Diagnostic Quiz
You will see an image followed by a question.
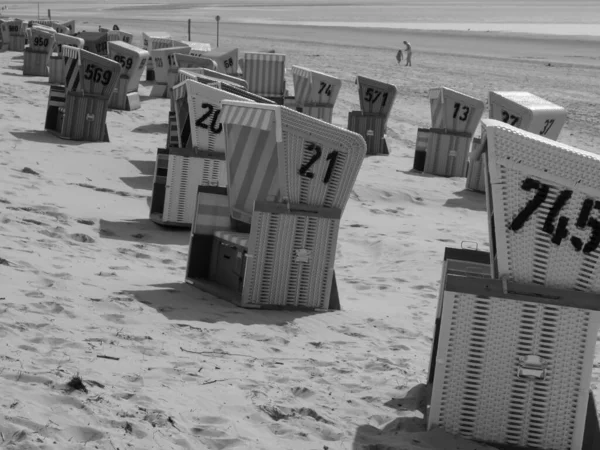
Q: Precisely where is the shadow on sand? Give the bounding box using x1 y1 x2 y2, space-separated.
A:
99 218 189 246
132 123 168 134
120 175 153 191
125 282 319 326
443 189 486 212
128 159 156 176
10 130 84 146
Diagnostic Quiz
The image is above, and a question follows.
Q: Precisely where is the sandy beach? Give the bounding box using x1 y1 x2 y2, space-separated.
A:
1 1 599 449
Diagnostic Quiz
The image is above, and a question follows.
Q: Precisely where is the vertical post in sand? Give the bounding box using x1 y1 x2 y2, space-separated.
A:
188 19 191 41
48 9 51 20
37 2 39 19
215 15 220 47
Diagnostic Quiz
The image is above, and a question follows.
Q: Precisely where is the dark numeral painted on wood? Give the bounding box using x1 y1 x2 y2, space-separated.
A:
298 142 338 184
501 110 519 125
452 102 470 121
364 88 389 107
114 55 133 70
194 103 223 134
540 119 555 136
84 64 113 86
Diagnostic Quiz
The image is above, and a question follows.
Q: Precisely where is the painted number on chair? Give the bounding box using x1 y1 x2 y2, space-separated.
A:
298 142 339 184
84 64 113 86
452 102 470 121
540 119 555 136
96 41 107 53
224 57 234 69
318 82 332 96
195 103 222 134
509 177 600 254
364 88 389 107
501 110 520 126
33 37 49 47
154 57 163 68
114 55 133 70
167 54 176 67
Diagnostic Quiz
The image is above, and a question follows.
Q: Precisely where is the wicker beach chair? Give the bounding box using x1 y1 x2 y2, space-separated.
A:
413 87 484 176
242 51 286 104
23 26 55 76
164 53 218 98
0 20 9 52
48 33 84 84
347 75 397 156
148 43 192 98
185 101 366 310
44 45 121 142
466 92 567 193
7 19 26 51
106 41 149 110
197 48 239 75
291 65 341 123
141 33 172 81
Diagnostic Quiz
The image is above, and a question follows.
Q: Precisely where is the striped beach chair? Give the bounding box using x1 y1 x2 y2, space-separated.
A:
107 41 149 110
141 33 172 81
23 26 55 77
242 52 286 104
7 19 26 51
149 44 191 98
347 75 397 155
291 65 341 123
466 91 567 193
44 45 121 142
198 48 239 75
0 20 9 51
185 101 366 310
149 80 256 227
75 31 109 56
165 53 218 98
414 86 484 177
427 246 600 450
106 29 133 45
48 33 84 84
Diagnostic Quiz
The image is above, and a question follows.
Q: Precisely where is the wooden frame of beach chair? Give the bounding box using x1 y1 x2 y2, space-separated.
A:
427 247 600 450
149 44 192 98
7 19 26 51
44 45 121 142
149 79 254 227
107 41 149 110
347 75 397 156
48 34 84 84
185 101 366 310
466 92 567 193
291 65 342 124
142 33 172 81
414 87 484 176
23 26 55 76
242 51 286 104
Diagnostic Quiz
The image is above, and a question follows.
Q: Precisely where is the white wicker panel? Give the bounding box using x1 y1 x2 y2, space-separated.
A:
429 291 599 450
278 106 366 211
485 119 600 291
242 211 339 309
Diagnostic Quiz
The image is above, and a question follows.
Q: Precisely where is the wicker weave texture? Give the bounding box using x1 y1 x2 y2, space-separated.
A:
242 211 339 309
429 291 598 450
279 106 366 211
485 119 600 291
489 91 567 141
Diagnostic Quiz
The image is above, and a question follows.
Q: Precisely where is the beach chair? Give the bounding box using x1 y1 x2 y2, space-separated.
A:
106 29 133 45
0 20 8 51
347 76 397 155
165 53 218 97
427 246 600 450
178 67 248 89
185 101 366 310
76 31 108 56
197 48 239 75
107 41 149 110
23 26 55 76
141 32 172 81
48 33 84 84
180 41 211 56
149 44 192 98
466 92 567 193
242 52 286 104
7 19 26 51
413 87 484 176
44 45 121 142
60 20 76 35
291 66 341 123
149 80 256 227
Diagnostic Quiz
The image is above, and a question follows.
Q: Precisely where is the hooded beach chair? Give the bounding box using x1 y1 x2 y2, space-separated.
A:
44 45 121 142
413 86 484 176
75 31 109 56
106 29 133 45
23 26 55 76
427 246 600 450
242 51 286 104
0 20 9 51
141 33 172 81
165 53 218 98
347 75 397 155
149 80 256 227
148 43 192 98
185 101 366 310
48 33 84 84
291 65 341 123
107 41 149 110
7 19 26 51
466 91 567 193
197 48 239 75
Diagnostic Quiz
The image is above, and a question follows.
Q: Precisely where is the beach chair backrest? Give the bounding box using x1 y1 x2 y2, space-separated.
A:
62 45 121 97
54 33 83 55
0 22 9 45
106 30 133 44
221 101 281 225
278 106 366 211
356 75 397 120
292 65 342 108
243 52 286 97
174 53 217 71
178 67 248 90
28 27 55 53
429 86 484 135
59 20 76 35
199 48 239 75
483 118 600 292
7 19 23 37
76 31 108 55
488 91 567 141
108 41 149 91
150 45 190 84
181 41 212 55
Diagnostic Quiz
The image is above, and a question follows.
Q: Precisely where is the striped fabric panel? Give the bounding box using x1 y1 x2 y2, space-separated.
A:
213 230 249 248
168 112 179 147
193 190 231 235
172 81 188 102
63 47 81 92
174 89 192 148
291 65 312 106
416 128 430 152
226 123 280 224
221 102 276 132
62 44 80 62
54 34 84 54
48 86 66 107
243 52 285 97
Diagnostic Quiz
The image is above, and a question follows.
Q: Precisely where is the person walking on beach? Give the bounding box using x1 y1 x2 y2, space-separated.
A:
396 49 403 64
403 40 412 66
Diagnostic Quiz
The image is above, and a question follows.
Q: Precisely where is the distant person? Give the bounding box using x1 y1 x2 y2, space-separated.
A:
113 24 119 31
396 49 403 64
403 40 412 66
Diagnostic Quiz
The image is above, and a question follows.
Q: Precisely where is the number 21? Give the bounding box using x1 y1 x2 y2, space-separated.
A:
298 142 338 184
